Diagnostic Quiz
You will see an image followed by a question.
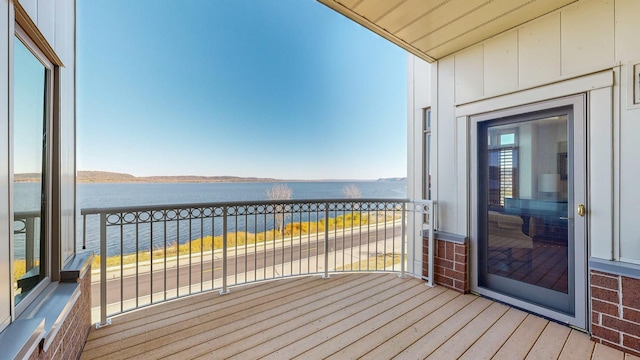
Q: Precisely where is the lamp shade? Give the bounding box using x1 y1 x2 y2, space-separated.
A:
538 173 560 192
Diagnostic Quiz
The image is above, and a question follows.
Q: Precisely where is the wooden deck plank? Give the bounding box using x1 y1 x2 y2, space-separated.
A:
426 301 510 359
458 307 528 360
592 343 626 360
525 321 571 360
311 288 458 360
357 294 478 359
80 274 639 360
82 274 376 360
260 283 446 359
227 277 431 359
127 274 391 359
84 275 320 349
394 297 494 359
491 314 549 360
189 274 413 359
557 329 596 360
279 285 448 359
85 274 319 342
82 275 362 358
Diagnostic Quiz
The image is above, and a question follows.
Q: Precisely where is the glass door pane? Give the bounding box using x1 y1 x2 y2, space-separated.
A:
478 107 574 315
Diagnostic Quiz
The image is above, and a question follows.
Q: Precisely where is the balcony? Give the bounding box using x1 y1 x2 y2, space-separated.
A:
77 199 631 359
80 273 625 359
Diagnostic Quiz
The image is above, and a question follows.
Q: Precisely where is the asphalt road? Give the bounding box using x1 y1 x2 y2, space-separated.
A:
91 223 403 307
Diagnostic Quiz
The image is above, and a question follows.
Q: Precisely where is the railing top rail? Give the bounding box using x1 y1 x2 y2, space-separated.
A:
14 210 41 219
80 197 411 215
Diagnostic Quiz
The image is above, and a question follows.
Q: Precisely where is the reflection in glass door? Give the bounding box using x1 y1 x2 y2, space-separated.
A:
477 103 580 317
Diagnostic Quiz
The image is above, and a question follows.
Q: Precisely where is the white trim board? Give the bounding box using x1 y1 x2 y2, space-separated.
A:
455 70 614 117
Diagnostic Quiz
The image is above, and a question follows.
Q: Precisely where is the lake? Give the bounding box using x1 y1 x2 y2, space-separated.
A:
14 181 407 256
76 181 407 209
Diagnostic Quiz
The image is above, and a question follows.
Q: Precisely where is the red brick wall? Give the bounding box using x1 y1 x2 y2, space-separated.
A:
591 270 640 356
423 237 469 293
28 270 92 360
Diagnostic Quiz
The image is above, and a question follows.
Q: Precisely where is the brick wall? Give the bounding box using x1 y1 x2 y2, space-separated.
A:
423 237 469 293
590 270 640 356
27 269 92 360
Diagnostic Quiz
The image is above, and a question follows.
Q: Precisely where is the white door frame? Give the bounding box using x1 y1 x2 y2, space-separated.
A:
469 94 587 328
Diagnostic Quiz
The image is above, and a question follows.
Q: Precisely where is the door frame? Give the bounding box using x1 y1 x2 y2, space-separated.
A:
469 94 588 329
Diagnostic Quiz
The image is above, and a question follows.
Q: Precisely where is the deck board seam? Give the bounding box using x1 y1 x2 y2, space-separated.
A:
85 275 318 341
249 279 430 359
280 285 440 356
182 275 411 359
84 277 336 350
459 305 526 359
522 319 551 359
386 296 486 359
123 274 395 359
426 301 511 359
85 278 368 333
80 275 622 360
356 291 469 359
292 286 452 360
84 275 375 356
412 297 495 359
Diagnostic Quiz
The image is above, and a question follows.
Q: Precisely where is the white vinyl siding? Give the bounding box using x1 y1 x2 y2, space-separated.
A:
418 0 640 263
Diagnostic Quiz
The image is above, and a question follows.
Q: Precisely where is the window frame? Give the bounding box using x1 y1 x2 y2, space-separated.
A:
11 24 55 318
422 108 431 201
487 127 519 207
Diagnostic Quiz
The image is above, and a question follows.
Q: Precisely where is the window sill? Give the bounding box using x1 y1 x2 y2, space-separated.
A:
0 251 93 358
20 282 80 351
590 257 640 279
421 230 468 244
0 318 45 360
61 250 94 282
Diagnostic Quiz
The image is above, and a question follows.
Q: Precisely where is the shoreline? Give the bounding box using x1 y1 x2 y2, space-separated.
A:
15 171 407 184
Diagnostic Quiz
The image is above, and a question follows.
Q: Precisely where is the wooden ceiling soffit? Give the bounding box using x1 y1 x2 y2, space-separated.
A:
317 0 437 63
318 0 577 63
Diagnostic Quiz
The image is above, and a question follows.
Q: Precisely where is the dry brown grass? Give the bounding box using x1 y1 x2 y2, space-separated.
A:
92 211 402 270
335 253 403 271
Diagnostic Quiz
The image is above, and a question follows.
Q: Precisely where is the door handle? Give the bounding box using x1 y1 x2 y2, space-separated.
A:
577 204 586 217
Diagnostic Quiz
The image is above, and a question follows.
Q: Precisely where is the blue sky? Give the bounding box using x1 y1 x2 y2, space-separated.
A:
77 0 407 180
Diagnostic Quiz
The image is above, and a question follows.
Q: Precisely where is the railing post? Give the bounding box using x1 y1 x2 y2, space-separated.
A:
220 206 230 294
97 212 111 328
400 202 406 278
322 204 330 279
427 202 435 287
82 214 87 250
25 217 34 270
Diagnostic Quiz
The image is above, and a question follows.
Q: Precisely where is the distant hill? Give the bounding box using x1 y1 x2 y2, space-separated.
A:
14 171 407 184
79 171 137 183
376 177 407 182
74 171 279 184
14 173 43 182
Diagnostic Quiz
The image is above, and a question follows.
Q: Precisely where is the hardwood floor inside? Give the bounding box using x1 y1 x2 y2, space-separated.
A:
81 273 637 360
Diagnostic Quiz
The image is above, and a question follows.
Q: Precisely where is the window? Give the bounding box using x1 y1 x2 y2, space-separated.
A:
13 30 53 309
487 128 518 207
422 108 431 200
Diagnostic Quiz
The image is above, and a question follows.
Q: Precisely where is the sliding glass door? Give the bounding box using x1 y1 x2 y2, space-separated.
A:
474 95 586 328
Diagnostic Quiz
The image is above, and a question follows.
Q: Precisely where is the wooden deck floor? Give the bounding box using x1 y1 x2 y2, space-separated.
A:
81 273 638 360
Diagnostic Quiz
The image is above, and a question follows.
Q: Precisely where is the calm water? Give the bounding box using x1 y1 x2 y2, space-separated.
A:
72 181 406 255
76 181 407 209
